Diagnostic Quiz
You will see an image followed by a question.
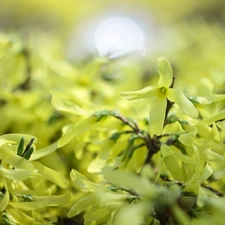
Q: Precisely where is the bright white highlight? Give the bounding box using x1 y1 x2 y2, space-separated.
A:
94 17 145 58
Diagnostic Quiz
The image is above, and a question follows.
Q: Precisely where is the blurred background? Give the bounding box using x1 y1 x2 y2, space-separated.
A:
1 0 225 61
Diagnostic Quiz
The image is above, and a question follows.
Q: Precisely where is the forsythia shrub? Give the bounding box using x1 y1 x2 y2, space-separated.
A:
0 31 225 225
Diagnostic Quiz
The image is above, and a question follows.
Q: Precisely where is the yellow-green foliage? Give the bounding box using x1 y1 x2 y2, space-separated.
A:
0 24 225 225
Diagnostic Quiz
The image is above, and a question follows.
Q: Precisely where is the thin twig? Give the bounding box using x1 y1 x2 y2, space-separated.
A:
14 35 32 91
114 114 140 133
164 77 175 126
160 175 223 197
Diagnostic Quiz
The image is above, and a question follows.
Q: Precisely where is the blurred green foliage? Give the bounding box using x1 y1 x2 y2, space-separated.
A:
0 1 225 225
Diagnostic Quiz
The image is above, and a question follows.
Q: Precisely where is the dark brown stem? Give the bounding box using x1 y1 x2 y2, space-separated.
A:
164 77 175 126
160 175 223 197
114 114 141 133
201 184 224 197
14 35 32 91
20 47 32 91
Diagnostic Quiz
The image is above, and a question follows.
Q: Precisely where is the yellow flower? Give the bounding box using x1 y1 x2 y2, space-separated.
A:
121 57 198 135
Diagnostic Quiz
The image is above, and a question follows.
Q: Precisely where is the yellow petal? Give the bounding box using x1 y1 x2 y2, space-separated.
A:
8 201 47 210
216 121 225 132
32 192 71 206
0 134 37 147
161 145 182 180
178 131 197 146
70 169 98 191
114 202 150 225
0 146 34 171
6 208 36 225
104 169 153 198
1 167 40 180
204 148 224 162
167 89 198 118
67 192 98 218
157 57 173 87
121 86 158 101
51 95 89 116
32 161 69 189
199 163 213 184
31 141 58 160
198 109 225 125
0 189 9 211
149 96 167 136
58 117 96 147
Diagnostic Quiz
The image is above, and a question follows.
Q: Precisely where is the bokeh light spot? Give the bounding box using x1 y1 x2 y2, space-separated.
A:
94 17 145 58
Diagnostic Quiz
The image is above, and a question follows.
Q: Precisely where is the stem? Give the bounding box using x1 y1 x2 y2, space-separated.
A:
113 112 162 163
14 35 32 91
164 77 175 125
114 113 141 133
160 175 223 197
20 47 32 91
201 184 224 197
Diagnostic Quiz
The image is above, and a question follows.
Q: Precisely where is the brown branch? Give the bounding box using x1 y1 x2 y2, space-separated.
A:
164 77 175 126
160 175 223 197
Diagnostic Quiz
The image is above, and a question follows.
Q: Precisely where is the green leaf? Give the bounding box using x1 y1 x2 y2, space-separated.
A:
157 57 173 88
22 146 34 160
166 115 178 124
110 132 122 141
17 137 25 156
18 194 33 202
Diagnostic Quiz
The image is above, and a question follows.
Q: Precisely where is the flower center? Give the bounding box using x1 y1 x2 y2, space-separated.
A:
161 87 166 93
159 87 167 97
